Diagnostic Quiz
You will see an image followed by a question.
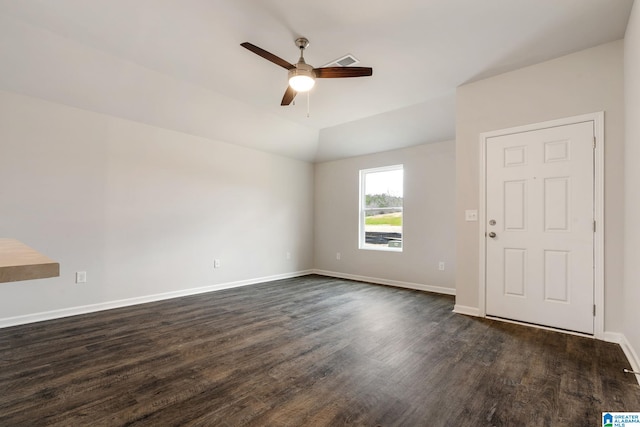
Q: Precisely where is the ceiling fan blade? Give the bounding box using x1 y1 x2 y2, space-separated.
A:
313 67 373 78
281 86 297 106
241 42 295 70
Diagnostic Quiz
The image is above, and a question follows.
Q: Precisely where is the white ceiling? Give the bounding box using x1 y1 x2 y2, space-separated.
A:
0 0 634 162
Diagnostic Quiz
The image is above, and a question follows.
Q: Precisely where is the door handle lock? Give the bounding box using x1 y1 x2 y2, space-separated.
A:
488 232 497 238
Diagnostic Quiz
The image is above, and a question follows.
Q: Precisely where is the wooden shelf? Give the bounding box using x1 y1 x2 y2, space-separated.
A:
0 238 60 283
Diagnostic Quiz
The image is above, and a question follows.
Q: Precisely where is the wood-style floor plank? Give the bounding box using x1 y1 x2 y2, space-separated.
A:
0 275 638 426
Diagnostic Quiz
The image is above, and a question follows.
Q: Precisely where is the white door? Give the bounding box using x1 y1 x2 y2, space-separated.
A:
485 121 595 334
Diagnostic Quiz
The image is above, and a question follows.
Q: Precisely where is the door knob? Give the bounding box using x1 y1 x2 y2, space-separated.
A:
488 232 497 238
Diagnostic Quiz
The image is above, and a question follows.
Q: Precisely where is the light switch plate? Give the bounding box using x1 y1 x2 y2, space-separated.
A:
465 210 478 221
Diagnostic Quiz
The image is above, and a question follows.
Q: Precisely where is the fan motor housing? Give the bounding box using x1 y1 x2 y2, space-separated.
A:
288 62 315 79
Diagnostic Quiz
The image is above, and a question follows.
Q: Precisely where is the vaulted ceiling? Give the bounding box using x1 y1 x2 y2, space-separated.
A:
0 0 634 162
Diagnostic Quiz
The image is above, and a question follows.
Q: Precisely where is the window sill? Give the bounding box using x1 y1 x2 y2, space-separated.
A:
359 245 403 253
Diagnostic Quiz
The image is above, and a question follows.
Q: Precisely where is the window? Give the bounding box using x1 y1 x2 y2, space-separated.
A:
359 165 403 251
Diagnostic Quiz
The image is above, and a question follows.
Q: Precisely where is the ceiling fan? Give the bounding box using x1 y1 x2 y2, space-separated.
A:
241 38 373 106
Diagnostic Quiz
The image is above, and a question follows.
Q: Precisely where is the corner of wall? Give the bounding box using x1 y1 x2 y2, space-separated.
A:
603 332 640 385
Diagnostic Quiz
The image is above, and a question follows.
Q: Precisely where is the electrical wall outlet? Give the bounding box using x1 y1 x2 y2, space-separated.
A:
76 271 87 283
214 259 221 268
438 262 445 271
336 252 341 260
286 252 291 260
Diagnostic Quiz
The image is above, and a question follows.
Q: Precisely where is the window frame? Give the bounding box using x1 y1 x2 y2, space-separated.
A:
358 164 404 252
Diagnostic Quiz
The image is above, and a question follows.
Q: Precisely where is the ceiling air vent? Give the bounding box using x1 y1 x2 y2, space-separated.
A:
322 54 360 68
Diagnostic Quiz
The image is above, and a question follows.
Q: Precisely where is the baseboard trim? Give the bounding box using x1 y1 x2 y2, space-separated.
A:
0 270 314 329
312 269 456 296
452 304 481 317
602 331 624 344
603 332 640 386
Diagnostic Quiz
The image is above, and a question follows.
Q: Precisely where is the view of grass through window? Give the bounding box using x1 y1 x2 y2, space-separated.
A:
360 165 403 250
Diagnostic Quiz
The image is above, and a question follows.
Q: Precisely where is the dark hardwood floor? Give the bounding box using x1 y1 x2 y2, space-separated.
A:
0 275 638 426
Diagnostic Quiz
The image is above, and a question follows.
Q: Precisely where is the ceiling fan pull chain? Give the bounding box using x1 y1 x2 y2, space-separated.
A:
307 91 310 118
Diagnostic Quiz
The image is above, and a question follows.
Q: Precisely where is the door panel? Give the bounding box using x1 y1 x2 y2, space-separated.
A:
485 121 594 334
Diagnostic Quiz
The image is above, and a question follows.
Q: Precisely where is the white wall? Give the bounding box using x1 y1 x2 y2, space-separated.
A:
314 140 456 293
0 90 314 325
624 1 640 373
455 41 625 332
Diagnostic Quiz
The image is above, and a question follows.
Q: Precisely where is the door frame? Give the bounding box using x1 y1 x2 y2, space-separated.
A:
478 112 604 338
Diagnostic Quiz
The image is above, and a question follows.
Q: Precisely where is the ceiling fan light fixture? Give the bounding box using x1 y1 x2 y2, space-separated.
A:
289 74 315 92
288 64 315 92
240 38 373 105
